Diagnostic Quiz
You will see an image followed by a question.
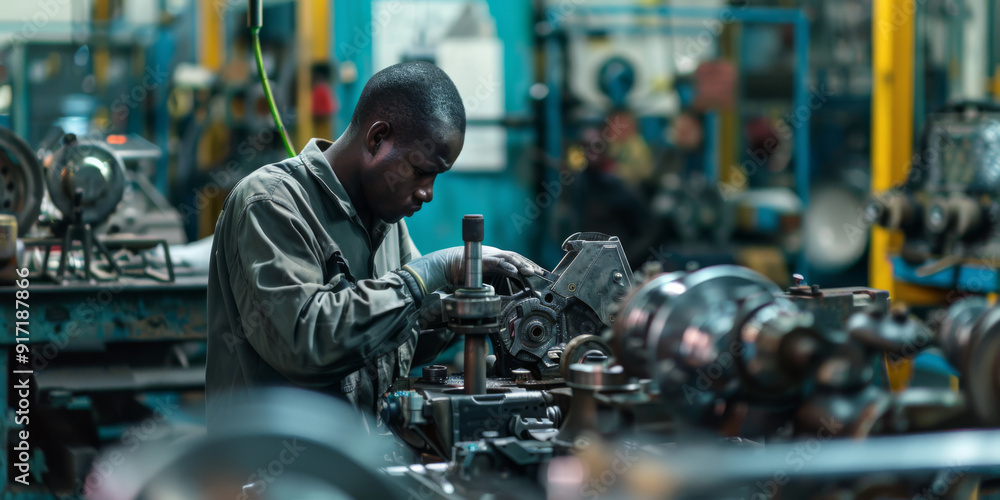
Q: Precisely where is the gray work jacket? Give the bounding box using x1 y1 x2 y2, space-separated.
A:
205 138 428 428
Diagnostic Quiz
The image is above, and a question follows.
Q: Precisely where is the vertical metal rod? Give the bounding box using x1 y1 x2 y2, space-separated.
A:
465 336 487 395
462 214 487 394
465 241 482 289
462 215 484 289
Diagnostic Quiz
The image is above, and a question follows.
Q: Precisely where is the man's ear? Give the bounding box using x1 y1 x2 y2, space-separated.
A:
366 121 391 156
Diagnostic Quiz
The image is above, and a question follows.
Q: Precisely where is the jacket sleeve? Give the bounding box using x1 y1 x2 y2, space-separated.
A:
230 199 423 386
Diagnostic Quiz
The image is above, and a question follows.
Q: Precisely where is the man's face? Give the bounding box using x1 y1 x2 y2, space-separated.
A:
362 123 464 223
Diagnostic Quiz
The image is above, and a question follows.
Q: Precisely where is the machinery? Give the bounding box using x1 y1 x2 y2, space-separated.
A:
0 126 44 238
73 213 1000 500
375 242 1000 499
382 216 633 460
0 126 207 497
376 216 996 499
873 101 1000 291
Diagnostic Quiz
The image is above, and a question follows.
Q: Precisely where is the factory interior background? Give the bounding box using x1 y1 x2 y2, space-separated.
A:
3 0 1000 498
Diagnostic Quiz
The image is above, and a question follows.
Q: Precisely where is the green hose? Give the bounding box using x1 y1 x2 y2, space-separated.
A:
252 26 295 157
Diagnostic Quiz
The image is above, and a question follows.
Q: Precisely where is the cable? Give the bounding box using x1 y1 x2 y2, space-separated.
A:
251 27 295 157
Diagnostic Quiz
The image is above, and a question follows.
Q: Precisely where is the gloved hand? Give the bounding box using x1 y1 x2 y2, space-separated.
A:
402 246 540 298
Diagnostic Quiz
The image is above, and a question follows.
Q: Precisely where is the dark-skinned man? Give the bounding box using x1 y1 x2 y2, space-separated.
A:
205 61 539 428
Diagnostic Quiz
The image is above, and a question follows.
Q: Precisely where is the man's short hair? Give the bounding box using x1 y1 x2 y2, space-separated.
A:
349 61 466 141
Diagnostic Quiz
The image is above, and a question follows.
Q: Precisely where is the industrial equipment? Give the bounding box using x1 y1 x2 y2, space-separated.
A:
375 259 998 499
0 127 208 496
79 211 1000 499
380 217 997 498
873 101 1000 292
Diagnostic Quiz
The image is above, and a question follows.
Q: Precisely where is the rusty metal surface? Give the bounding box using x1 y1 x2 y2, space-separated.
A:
0 274 208 344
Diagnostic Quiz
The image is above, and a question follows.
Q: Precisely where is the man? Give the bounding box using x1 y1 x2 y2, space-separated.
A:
205 61 537 426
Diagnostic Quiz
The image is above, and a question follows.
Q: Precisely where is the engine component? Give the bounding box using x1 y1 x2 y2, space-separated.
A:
781 280 890 334
872 102 1000 269
46 134 126 226
490 232 632 378
559 334 612 380
0 126 44 236
384 386 558 451
422 364 449 384
613 266 820 415
381 258 999 500
937 297 1000 425
442 215 501 395
557 363 638 444
611 265 911 434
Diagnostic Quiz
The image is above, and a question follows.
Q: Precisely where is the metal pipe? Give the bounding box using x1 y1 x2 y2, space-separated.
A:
464 336 487 395
464 241 482 289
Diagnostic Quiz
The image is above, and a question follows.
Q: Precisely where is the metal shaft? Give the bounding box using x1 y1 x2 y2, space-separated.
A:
464 336 487 395
464 241 482 289
462 215 487 394
462 215 484 289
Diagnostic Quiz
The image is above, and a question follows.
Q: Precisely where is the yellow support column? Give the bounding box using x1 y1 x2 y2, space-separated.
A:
870 0 914 297
872 0 915 391
296 0 332 148
199 0 224 71
311 0 333 140
197 0 225 239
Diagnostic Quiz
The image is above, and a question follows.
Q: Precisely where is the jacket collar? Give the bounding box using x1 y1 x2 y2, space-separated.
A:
299 138 392 245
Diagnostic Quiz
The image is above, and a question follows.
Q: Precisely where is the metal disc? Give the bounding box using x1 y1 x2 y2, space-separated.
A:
0 126 43 235
46 138 126 225
803 185 868 273
614 265 782 392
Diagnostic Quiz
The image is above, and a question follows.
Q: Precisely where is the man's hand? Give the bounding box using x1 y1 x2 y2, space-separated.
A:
402 246 540 297
472 246 540 282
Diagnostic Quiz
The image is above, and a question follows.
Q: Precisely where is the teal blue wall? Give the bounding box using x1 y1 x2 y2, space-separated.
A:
333 0 539 259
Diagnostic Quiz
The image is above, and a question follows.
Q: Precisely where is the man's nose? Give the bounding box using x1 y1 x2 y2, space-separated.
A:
414 181 434 203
